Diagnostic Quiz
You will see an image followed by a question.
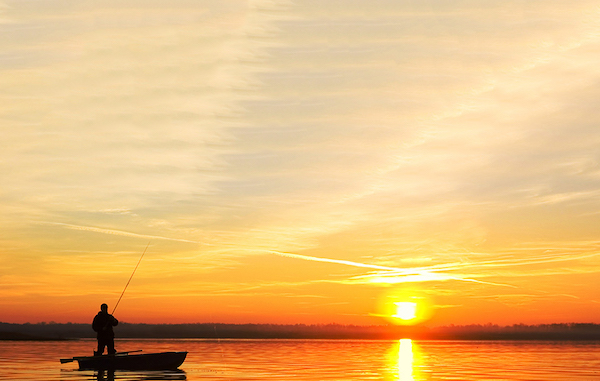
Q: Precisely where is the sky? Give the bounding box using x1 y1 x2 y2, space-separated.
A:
2 0 600 326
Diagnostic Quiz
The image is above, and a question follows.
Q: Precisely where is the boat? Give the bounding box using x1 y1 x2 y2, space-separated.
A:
61 351 187 370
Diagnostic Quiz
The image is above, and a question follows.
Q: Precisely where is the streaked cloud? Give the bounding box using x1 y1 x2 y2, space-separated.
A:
43 221 202 244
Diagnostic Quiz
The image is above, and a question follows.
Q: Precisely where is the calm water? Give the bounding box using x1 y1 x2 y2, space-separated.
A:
0 339 599 380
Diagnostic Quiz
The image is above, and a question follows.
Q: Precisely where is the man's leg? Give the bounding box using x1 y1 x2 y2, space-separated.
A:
96 337 107 356
107 337 116 355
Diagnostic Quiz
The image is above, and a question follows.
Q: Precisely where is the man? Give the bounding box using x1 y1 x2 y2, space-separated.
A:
92 303 119 356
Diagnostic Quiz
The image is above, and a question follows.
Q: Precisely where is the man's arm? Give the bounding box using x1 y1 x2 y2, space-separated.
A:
92 316 100 332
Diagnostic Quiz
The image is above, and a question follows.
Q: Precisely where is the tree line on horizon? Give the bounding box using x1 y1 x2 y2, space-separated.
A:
1 322 600 341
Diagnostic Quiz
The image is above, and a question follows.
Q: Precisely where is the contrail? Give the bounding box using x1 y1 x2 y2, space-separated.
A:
272 251 517 287
42 222 201 244
271 251 405 272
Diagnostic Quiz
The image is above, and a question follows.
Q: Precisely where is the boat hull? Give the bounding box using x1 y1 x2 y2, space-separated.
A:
76 351 187 370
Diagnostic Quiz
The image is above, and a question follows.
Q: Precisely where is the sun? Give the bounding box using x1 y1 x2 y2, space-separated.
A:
377 291 432 325
393 302 417 321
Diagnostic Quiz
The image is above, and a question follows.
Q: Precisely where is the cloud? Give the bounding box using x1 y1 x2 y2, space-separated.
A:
42 222 201 244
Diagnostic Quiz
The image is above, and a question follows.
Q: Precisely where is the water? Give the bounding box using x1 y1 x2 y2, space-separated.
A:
1 339 599 380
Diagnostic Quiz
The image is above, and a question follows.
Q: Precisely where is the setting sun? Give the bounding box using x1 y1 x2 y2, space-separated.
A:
393 302 417 321
377 292 432 326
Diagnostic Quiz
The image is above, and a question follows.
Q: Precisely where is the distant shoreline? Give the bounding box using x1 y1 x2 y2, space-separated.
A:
0 331 68 341
2 322 600 341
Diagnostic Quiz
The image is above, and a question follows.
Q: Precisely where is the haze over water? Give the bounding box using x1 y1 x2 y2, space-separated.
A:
2 339 600 380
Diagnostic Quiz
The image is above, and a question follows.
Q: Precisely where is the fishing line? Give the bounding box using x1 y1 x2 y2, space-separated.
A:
112 241 151 315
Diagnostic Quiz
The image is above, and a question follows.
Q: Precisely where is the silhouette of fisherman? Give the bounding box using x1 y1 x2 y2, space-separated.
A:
92 303 119 356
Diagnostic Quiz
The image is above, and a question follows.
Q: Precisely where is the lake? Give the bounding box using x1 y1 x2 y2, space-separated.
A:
1 339 599 380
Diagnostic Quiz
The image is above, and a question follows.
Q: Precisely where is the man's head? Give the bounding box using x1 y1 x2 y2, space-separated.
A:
101 303 108 313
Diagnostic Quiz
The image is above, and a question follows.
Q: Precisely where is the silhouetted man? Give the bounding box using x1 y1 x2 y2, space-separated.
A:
92 303 118 356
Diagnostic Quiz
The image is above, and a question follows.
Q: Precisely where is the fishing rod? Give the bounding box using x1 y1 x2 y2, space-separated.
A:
112 241 151 315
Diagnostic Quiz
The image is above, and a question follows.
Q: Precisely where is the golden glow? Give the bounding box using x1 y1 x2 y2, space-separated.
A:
377 291 433 326
393 302 417 320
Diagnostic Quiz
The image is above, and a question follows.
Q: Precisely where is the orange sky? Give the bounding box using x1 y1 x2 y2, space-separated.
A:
2 0 600 326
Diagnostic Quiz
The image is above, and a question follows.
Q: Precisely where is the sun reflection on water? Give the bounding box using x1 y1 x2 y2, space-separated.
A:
397 339 416 381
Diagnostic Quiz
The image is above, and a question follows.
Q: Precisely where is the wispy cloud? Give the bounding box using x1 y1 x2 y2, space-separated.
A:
271 251 402 272
272 250 518 287
42 222 202 244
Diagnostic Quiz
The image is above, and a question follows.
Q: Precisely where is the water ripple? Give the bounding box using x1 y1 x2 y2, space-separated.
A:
0 339 599 380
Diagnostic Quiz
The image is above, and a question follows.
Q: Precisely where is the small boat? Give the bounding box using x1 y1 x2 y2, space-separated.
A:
61 351 187 370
